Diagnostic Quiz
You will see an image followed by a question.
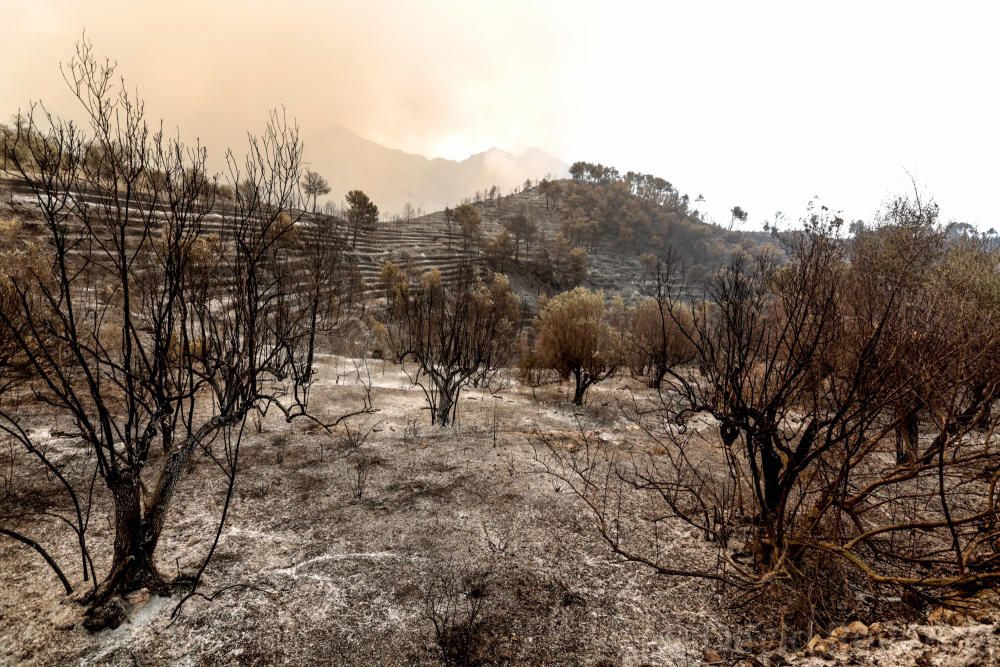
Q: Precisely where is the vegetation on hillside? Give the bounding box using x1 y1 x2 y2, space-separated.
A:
443 162 782 294
555 161 778 279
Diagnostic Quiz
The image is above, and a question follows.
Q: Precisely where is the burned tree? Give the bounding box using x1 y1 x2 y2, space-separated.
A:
628 254 695 389
0 40 363 621
380 263 520 426
848 196 945 464
680 229 876 571
539 207 1000 641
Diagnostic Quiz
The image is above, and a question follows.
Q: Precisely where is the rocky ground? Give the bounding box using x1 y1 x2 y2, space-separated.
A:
790 601 1000 666
1 357 998 666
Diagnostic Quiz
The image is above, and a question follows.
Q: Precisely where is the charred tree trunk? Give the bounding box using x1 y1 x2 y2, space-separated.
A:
437 379 463 427
435 393 453 426
94 475 163 605
753 434 785 572
895 409 920 465
648 363 667 390
572 370 590 406
94 421 223 609
430 376 459 427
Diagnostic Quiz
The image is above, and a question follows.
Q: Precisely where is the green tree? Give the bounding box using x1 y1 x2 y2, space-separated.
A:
453 203 481 253
346 189 379 248
502 207 537 261
534 288 621 405
301 169 331 214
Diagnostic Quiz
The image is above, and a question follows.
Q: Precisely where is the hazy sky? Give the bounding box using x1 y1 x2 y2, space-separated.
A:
3 1 998 228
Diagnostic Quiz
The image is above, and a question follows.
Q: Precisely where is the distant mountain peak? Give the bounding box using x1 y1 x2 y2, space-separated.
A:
480 146 513 156
303 127 568 214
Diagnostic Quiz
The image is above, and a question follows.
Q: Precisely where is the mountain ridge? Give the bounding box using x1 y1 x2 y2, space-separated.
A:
303 126 568 215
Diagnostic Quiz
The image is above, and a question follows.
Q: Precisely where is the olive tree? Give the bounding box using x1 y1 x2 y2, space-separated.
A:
0 40 366 624
380 263 521 426
533 287 622 405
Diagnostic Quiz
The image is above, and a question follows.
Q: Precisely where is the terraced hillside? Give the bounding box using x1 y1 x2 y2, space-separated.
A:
0 175 775 308
369 183 780 305
0 174 475 301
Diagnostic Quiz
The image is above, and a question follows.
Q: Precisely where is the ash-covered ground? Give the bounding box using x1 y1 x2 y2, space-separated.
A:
2 357 998 666
2 357 732 665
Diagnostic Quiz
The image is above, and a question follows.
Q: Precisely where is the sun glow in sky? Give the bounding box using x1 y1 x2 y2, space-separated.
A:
3 0 998 229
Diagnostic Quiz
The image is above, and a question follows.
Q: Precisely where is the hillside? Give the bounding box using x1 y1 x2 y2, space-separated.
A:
363 178 781 305
0 173 776 309
303 127 568 215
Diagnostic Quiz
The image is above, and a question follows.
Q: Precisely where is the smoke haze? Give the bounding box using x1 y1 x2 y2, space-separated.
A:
3 1 998 226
